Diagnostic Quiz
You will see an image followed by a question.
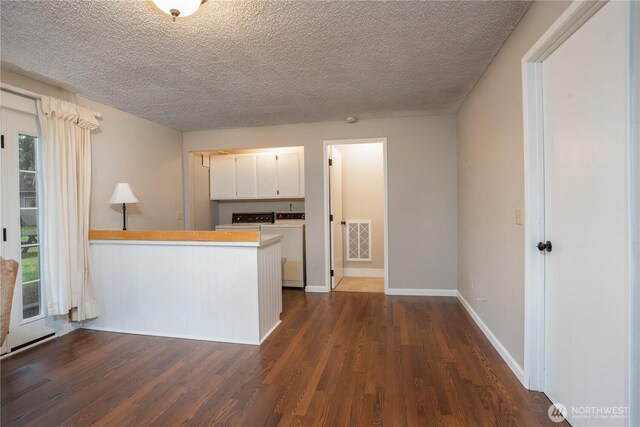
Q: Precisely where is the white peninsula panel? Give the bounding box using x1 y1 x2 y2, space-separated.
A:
86 234 282 345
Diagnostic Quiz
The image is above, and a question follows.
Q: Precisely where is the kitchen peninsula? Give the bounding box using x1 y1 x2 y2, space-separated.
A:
86 230 282 345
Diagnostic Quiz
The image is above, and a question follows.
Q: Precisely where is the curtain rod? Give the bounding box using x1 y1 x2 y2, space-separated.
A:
0 83 102 119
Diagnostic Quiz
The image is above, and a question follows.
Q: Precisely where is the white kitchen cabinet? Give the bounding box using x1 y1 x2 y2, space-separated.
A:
210 155 236 200
277 153 300 197
235 155 257 198
256 154 279 198
210 151 305 200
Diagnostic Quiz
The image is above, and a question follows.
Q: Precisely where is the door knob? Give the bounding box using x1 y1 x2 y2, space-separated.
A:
537 241 552 252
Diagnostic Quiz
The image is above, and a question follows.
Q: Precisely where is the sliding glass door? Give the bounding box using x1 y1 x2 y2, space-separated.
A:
1 93 55 354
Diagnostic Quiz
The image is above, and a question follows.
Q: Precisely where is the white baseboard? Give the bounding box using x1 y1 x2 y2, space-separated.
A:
386 288 457 296
304 285 329 293
0 334 57 359
344 268 384 278
259 320 282 344
1 316 80 359
456 291 526 386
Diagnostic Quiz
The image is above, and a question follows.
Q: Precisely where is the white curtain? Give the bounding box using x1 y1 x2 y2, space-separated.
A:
37 96 100 321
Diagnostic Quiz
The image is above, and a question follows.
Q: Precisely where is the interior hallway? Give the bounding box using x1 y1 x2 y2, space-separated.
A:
334 277 385 293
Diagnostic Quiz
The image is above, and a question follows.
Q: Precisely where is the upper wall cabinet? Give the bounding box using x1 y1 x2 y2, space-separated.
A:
235 155 257 198
276 153 300 198
210 151 304 200
210 155 236 200
256 154 278 198
256 153 303 198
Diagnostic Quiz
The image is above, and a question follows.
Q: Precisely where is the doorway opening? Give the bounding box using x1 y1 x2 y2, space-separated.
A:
522 1 638 424
1 89 56 355
323 138 388 293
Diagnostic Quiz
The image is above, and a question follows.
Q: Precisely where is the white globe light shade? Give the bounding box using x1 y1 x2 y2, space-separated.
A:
152 0 202 18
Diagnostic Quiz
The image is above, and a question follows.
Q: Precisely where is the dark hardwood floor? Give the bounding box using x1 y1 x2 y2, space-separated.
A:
1 290 560 426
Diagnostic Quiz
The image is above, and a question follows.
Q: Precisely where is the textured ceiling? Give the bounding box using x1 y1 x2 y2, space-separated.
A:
1 1 531 131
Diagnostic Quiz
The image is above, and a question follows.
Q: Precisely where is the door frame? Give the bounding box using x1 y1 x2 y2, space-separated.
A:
328 146 344 289
0 91 57 353
522 1 639 423
322 137 389 293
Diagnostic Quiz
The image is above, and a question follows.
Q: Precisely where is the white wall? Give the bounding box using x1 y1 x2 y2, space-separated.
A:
1 69 184 231
1 69 77 103
456 1 570 368
183 114 457 292
335 143 385 270
191 153 217 229
79 96 183 230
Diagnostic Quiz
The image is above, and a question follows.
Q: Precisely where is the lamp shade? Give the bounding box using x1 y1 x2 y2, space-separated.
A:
109 183 139 204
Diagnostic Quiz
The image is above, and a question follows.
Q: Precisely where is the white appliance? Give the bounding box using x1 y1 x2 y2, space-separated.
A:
216 212 306 288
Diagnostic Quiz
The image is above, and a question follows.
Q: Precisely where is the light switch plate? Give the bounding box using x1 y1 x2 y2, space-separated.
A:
177 211 184 221
515 207 524 225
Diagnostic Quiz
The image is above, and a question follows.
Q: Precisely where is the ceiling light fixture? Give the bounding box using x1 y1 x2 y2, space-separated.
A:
151 0 207 21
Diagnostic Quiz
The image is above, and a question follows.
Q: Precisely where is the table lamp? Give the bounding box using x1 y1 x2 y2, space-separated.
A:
110 183 139 230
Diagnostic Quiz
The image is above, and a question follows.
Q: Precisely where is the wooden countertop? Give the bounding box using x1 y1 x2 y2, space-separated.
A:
88 229 260 243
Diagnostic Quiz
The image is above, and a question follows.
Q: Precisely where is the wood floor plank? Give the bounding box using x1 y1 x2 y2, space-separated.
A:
2 290 565 426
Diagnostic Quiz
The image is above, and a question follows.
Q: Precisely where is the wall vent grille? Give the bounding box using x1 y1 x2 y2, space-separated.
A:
346 220 372 262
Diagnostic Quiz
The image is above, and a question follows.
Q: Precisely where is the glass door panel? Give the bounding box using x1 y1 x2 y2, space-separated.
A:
18 134 42 320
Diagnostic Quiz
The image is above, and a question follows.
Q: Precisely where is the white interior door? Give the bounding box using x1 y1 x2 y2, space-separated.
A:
542 2 629 425
329 147 344 289
1 96 55 353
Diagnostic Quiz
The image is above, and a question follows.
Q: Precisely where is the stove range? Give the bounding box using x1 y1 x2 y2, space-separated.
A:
231 212 275 224
230 211 305 224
